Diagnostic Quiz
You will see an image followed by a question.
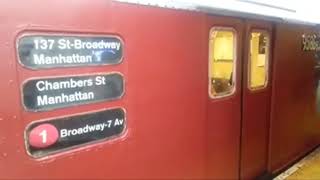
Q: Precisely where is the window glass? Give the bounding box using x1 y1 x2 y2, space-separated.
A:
249 31 269 89
209 28 236 98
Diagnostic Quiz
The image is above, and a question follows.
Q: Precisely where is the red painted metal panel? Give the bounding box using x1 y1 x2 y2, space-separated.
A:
240 20 273 179
0 1 208 179
2 1 319 179
268 24 320 173
206 16 244 179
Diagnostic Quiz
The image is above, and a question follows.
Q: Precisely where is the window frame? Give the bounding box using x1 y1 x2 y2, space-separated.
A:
208 27 237 99
247 29 270 91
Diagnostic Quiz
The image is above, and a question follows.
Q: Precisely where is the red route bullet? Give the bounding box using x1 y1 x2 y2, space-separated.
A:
28 123 59 148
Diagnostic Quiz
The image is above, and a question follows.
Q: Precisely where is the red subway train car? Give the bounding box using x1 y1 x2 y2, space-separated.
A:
1 0 320 179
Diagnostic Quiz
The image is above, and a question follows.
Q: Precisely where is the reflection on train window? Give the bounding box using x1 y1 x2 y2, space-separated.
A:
209 28 236 98
249 31 269 89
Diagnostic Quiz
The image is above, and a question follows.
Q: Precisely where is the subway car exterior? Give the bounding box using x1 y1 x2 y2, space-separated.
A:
1 0 320 179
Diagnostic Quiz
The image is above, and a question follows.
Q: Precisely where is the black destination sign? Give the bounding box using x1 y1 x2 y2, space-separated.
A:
18 34 123 69
25 108 126 158
22 73 124 111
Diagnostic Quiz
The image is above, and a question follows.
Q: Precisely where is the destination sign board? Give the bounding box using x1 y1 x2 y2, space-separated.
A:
18 34 123 69
25 108 126 158
22 73 124 111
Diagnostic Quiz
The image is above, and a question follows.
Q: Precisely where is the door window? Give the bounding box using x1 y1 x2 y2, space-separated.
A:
248 30 270 90
209 28 236 98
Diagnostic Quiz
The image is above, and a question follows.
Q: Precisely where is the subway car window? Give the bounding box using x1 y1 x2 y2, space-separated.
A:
248 31 269 89
209 28 236 98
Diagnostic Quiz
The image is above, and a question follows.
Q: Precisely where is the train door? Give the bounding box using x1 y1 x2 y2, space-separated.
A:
207 16 244 179
240 20 273 179
207 16 272 179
